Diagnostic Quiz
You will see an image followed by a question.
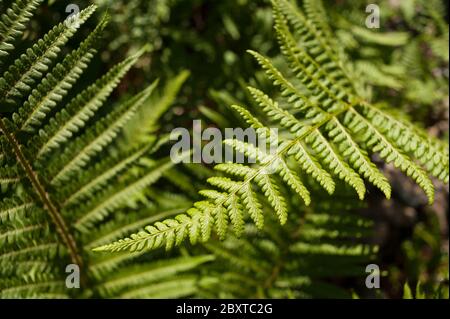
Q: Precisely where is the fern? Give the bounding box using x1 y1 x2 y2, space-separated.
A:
0 1 205 298
198 204 377 299
0 0 42 60
96 0 449 254
332 0 449 112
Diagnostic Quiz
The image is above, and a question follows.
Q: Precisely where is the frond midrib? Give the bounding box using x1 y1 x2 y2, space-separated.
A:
0 118 84 274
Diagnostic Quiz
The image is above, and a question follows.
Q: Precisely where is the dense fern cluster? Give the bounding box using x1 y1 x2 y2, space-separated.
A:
0 0 448 299
0 1 209 298
96 0 448 254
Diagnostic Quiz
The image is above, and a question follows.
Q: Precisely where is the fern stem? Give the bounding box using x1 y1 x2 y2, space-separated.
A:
0 118 85 279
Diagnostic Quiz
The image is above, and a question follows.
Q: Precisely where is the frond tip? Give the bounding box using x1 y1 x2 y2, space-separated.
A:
0 0 43 59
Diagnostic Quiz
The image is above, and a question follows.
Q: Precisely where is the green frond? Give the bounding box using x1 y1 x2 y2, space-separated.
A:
223 193 245 236
193 200 227 241
73 158 177 231
343 106 436 202
273 17 350 109
118 276 210 299
0 5 96 108
324 119 391 198
239 183 264 230
0 221 47 246
1 0 196 299
0 272 66 298
1 0 447 300
0 165 22 186
35 48 146 159
95 255 214 297
246 50 312 111
206 176 242 193
88 251 146 279
204 240 270 275
302 0 335 48
122 70 189 141
0 242 61 268
289 242 372 257
230 104 265 130
287 142 335 194
200 207 376 298
360 105 449 183
306 130 366 200
255 174 288 224
0 197 35 223
13 15 109 133
248 86 306 134
214 162 254 178
85 206 188 250
278 159 311 206
355 61 403 90
274 0 357 97
0 260 54 278
93 210 205 252
48 83 155 185
0 0 43 60
350 26 410 47
60 144 150 207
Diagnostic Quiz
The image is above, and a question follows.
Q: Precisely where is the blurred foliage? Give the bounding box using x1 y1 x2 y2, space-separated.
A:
198 189 378 299
21 0 446 135
329 0 449 131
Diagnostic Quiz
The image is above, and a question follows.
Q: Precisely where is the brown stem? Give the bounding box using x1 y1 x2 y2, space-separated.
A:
263 264 281 290
0 118 85 283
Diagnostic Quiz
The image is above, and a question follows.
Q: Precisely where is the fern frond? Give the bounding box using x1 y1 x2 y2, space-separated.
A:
48 81 155 185
93 211 203 252
118 276 208 299
275 0 358 97
95 255 214 297
0 165 22 186
128 70 189 136
1 0 200 299
98 0 448 254
73 158 177 231
85 206 188 250
287 142 335 194
35 48 147 159
199 206 377 298
13 15 109 133
0 0 43 60
0 270 66 298
0 197 35 223
355 61 403 90
0 5 96 108
0 221 48 247
351 26 410 47
277 159 311 205
0 242 61 268
60 144 151 207
0 260 54 278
